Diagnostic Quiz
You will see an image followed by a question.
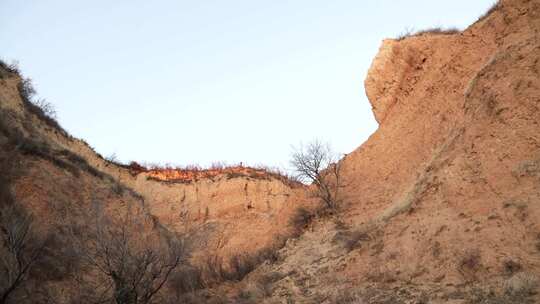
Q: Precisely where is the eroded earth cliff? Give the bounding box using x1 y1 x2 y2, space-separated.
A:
1 0 540 303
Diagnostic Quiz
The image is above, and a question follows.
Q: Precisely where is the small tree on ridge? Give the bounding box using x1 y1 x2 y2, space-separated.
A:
290 140 344 210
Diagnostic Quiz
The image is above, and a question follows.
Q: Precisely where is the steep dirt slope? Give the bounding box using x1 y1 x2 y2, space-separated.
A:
0 78 171 301
2 0 539 303
228 1 540 303
0 58 308 296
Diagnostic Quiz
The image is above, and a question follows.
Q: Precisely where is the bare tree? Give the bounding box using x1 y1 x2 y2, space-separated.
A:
0 204 49 304
0 150 51 304
290 140 344 209
73 204 184 304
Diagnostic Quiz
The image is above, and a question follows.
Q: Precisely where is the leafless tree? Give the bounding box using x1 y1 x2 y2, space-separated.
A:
0 149 51 304
73 204 184 304
290 140 344 209
0 204 49 304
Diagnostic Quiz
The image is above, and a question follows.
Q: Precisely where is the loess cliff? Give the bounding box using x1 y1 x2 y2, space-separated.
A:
1 0 540 303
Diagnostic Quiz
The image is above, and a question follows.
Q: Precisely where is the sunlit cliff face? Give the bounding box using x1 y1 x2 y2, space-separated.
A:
125 162 302 186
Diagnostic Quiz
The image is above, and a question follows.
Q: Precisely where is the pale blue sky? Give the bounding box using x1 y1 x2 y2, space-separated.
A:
0 1 496 169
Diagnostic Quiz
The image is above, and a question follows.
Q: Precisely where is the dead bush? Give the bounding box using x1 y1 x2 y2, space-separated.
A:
458 249 482 281
256 271 284 297
173 290 229 304
0 60 20 78
202 246 282 285
476 1 501 23
226 253 258 281
502 259 522 277
168 265 205 299
29 234 80 282
289 207 314 237
57 149 104 178
504 272 538 298
0 203 52 304
71 205 185 304
331 289 364 304
235 281 270 303
17 77 65 135
335 229 372 252
395 27 460 41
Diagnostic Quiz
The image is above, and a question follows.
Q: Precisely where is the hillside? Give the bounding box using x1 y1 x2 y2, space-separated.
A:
235 0 540 303
0 61 308 302
1 0 540 303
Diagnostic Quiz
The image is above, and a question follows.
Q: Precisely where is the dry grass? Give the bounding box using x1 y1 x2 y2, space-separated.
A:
0 59 20 78
336 229 372 252
289 207 314 237
17 74 66 135
504 272 538 298
168 265 205 297
395 27 460 41
475 1 501 24
201 247 281 285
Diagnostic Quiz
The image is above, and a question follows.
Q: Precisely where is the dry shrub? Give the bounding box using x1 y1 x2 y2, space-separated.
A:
502 259 522 277
458 249 482 281
168 265 205 298
0 202 53 304
201 245 282 286
256 271 284 297
17 77 66 135
0 59 20 78
174 290 228 304
334 229 372 252
227 253 259 281
504 272 538 297
475 1 501 24
29 234 79 282
289 207 314 237
13 137 108 180
16 139 80 176
395 27 460 41
235 281 270 303
331 289 365 304
57 149 104 178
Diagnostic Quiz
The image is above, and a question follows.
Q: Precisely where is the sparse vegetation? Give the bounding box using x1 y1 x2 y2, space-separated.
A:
289 207 314 237
0 155 54 304
71 205 185 304
502 259 522 277
395 27 460 41
0 204 52 304
168 265 205 300
331 289 364 304
290 139 344 210
475 1 501 24
458 249 482 281
336 229 372 252
0 60 20 78
504 272 538 298
16 72 65 134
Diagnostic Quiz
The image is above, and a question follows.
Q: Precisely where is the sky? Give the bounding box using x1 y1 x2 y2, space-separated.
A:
0 0 497 170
